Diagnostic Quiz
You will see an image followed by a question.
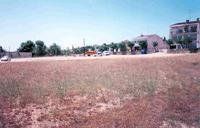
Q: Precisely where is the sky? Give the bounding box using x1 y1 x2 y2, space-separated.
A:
0 0 200 51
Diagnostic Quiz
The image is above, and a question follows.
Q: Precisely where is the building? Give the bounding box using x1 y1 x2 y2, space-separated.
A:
170 18 200 48
133 34 169 53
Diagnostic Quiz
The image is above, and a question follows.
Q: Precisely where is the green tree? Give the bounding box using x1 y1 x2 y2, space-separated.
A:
139 40 148 54
127 41 135 52
163 37 166 41
85 45 95 51
183 36 192 48
35 40 47 56
175 36 193 49
64 47 71 56
118 41 127 54
72 47 82 54
139 40 147 49
109 42 118 53
152 41 158 52
18 40 35 52
48 43 61 56
0 46 5 53
166 39 173 46
98 43 109 52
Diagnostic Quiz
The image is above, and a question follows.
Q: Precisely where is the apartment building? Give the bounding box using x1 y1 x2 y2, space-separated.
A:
170 18 200 48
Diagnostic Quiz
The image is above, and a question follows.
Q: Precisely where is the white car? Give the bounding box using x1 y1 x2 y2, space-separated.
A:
1 56 11 61
102 51 110 56
97 52 102 56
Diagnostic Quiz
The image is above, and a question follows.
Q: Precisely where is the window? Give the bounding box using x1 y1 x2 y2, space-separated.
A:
184 26 189 33
190 26 197 32
177 29 183 34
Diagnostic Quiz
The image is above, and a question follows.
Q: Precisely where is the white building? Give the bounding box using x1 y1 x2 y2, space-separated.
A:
170 18 200 48
133 34 169 52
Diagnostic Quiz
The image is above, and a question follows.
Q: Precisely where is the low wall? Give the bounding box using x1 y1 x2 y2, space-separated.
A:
167 49 190 54
0 52 32 58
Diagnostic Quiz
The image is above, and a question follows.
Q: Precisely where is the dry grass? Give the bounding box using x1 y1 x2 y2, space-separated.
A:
0 53 200 128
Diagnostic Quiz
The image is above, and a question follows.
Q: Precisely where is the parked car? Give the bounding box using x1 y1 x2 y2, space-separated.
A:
102 51 110 56
1 56 11 61
97 52 102 56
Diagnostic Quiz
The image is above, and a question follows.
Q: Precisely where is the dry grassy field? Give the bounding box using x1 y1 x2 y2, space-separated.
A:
0 53 200 128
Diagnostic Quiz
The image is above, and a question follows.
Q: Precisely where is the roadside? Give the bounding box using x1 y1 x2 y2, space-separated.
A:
3 53 194 63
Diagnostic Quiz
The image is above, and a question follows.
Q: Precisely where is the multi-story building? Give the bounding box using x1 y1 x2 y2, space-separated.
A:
170 18 200 48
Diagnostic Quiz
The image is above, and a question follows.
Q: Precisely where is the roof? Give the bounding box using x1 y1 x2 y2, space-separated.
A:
171 20 200 27
134 34 159 41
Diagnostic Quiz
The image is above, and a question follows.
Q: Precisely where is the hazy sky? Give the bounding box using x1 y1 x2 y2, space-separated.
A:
0 0 200 51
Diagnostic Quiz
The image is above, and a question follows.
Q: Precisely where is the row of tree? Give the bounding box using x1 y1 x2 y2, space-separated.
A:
17 40 63 56
0 40 157 56
0 36 195 57
71 41 135 55
164 36 194 49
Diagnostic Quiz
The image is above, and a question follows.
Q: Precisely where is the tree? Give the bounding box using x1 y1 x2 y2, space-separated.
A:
166 39 173 46
85 45 95 51
118 41 127 54
18 40 35 52
0 46 5 53
152 41 158 52
175 36 192 49
72 47 82 54
139 40 148 54
182 36 192 48
64 47 71 56
35 40 47 56
163 37 166 41
175 36 185 48
127 41 135 53
109 42 118 53
98 43 109 52
48 43 61 56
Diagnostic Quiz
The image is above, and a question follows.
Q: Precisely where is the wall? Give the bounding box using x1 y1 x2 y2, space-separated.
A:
0 52 32 58
147 35 169 53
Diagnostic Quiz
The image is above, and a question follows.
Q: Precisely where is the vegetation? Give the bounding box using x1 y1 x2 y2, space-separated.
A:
98 43 109 52
152 41 158 52
174 36 193 49
0 54 199 127
118 41 127 53
127 41 135 53
166 39 173 46
18 40 35 53
48 43 62 56
139 40 148 54
34 40 47 56
0 46 5 53
17 41 63 56
15 40 138 56
109 42 118 53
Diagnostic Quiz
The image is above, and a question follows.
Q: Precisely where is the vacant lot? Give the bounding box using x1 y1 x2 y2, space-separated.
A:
0 53 200 128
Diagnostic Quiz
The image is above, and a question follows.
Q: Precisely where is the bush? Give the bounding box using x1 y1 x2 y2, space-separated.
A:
188 44 198 53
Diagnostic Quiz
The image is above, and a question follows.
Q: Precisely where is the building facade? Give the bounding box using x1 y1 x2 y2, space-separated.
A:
170 19 200 48
133 34 169 53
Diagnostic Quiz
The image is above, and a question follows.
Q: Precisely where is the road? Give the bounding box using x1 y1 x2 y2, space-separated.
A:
1 53 192 63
